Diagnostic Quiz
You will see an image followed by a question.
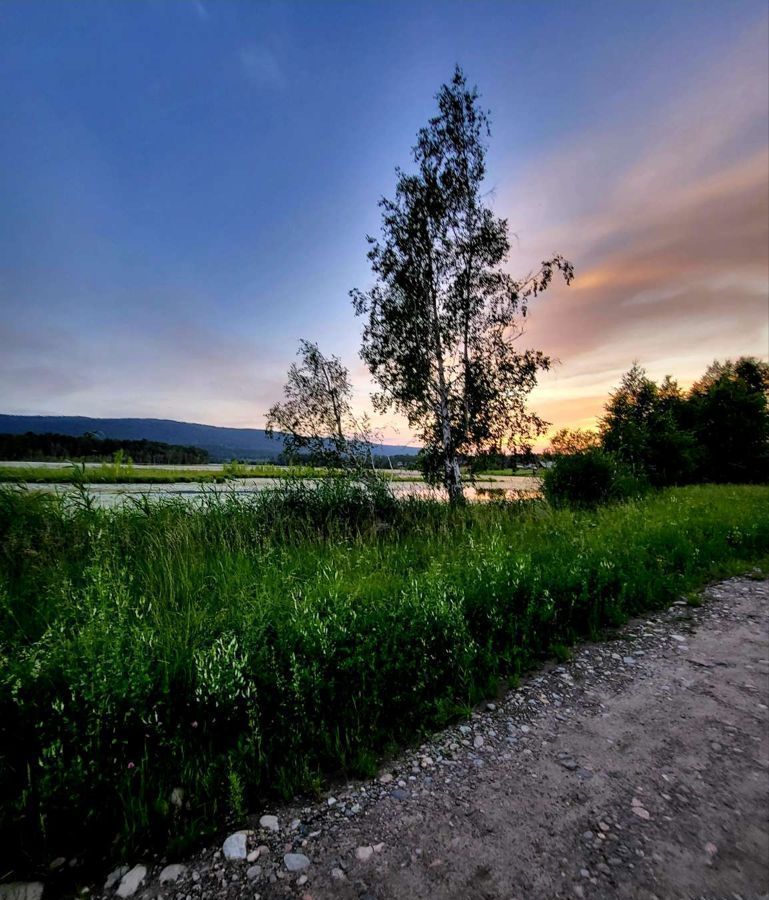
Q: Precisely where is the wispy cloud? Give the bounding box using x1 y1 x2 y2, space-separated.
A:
505 20 769 440
239 44 286 90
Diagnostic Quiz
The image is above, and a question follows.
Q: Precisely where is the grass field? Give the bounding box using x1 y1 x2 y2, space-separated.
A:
0 463 428 484
1 481 767 868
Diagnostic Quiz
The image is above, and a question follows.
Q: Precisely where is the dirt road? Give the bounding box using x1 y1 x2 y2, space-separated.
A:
92 576 769 900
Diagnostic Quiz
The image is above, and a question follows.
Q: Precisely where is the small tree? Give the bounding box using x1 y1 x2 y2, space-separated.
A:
600 364 697 485
352 67 572 503
266 340 374 471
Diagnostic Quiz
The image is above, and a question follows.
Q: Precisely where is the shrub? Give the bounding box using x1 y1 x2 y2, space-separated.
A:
542 448 647 508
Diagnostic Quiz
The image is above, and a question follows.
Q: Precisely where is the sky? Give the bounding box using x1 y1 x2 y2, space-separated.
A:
1 0 767 448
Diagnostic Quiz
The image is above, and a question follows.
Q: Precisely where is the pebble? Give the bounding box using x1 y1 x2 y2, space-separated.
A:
158 865 187 884
284 853 310 872
631 805 651 820
104 867 130 891
379 773 393 784
246 865 262 881
222 832 248 860
116 866 147 898
259 815 279 832
473 736 485 749
355 846 374 862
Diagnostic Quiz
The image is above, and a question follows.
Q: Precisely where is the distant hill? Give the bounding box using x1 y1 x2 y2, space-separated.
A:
0 415 419 462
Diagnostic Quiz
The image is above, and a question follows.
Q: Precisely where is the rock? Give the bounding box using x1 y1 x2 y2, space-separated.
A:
247 849 260 863
327 797 337 806
259 815 279 832
420 755 434 767
560 758 578 771
170 787 185 809
0 884 44 900
246 865 262 880
520 725 531 734
623 656 635 665
373 843 385 853
48 858 66 871
222 832 248 860
297 875 308 886
355 846 374 862
104 867 130 891
458 725 471 735
391 788 409 800
486 703 497 711
379 773 393 784
705 842 718 856
116 866 147 898
330 868 346 880
159 864 187 884
631 805 651 820
284 853 310 872
473 736 485 749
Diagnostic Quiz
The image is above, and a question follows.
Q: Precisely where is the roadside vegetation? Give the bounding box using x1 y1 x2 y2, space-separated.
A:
1 480 768 868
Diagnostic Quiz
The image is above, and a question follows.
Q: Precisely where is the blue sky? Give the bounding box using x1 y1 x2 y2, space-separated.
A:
1 0 767 443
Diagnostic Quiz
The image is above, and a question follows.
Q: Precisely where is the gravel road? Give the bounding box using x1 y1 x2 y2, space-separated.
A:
77 576 769 900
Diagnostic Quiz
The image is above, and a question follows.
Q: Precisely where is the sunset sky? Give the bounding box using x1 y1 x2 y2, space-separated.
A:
1 0 767 448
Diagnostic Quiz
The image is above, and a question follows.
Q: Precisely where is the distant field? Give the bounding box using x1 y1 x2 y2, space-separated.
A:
473 468 542 477
0 463 429 484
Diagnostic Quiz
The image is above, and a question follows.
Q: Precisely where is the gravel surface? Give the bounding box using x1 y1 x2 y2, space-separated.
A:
56 575 769 900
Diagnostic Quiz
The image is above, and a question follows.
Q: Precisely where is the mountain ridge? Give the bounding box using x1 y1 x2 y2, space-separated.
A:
0 415 419 461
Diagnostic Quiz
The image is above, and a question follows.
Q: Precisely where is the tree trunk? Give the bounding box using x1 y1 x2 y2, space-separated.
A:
438 388 463 504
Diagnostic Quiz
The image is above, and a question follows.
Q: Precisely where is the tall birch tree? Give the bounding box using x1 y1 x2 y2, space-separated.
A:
352 67 573 503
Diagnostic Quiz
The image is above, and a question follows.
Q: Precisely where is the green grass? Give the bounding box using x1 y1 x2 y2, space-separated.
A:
0 463 428 485
1 481 767 870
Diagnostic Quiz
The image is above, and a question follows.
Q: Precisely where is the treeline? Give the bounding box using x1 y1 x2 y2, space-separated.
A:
544 357 769 506
0 432 209 464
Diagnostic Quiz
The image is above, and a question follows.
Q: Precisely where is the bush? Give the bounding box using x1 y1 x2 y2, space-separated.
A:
542 448 647 508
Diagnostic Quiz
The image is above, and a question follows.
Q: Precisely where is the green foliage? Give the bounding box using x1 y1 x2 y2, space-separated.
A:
542 448 647 508
266 340 375 472
1 483 767 870
599 358 768 486
688 357 769 482
352 67 572 502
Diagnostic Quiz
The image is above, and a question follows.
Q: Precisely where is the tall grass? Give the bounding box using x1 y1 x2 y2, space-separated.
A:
1 481 767 870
